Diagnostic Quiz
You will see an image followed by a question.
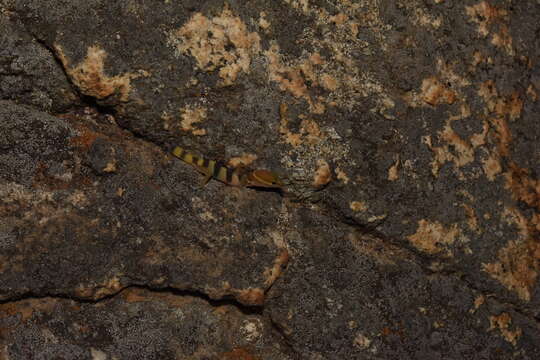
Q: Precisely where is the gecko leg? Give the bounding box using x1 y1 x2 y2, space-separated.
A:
200 172 212 187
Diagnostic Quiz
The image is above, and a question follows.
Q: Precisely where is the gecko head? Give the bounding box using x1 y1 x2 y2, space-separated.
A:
246 170 284 188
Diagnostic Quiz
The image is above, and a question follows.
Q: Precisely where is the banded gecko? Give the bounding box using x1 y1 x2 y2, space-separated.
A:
172 146 284 189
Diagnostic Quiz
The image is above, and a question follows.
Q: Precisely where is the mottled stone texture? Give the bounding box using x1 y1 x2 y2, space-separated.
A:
1 0 539 359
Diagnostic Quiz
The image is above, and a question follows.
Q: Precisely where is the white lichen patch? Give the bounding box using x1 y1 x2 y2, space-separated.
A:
241 318 263 342
0 182 54 204
67 190 89 209
353 332 372 349
90 348 108 360
191 196 217 222
168 7 261 86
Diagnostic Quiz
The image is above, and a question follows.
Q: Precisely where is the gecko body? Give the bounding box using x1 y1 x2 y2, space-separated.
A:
172 146 283 189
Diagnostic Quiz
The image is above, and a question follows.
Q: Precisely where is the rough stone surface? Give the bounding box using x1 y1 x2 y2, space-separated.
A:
1 0 539 358
0 288 293 359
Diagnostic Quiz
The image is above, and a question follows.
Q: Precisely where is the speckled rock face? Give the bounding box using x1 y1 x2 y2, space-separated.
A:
1 0 539 358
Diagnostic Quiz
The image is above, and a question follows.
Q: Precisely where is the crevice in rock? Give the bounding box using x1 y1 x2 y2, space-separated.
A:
322 202 540 325
0 284 263 315
32 36 80 100
0 283 300 355
455 274 540 326
29 32 153 147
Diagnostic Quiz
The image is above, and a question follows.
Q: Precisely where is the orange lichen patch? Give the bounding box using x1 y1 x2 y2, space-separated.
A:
494 92 523 121
388 158 400 181
471 51 485 68
488 313 522 346
436 59 471 88
67 190 89 208
278 103 302 146
103 160 117 173
312 159 331 187
466 2 514 56
329 13 348 25
179 105 207 136
309 52 324 66
278 103 324 147
483 206 539 301
505 163 540 210
406 63 468 108
407 220 462 256
526 84 538 101
423 131 471 177
258 11 270 31
69 127 100 151
336 167 350 184
483 240 537 301
421 77 457 106
301 118 322 144
320 73 339 92
0 345 8 360
0 298 58 322
122 288 149 303
478 80 498 112
462 204 480 234
168 8 261 86
470 120 489 147
414 7 442 29
478 75 537 262
471 294 485 313
267 45 310 100
235 288 265 306
228 153 258 167
122 288 193 308
263 249 289 287
74 276 124 299
423 104 488 177
55 44 140 101
271 0 392 115
491 25 514 56
489 117 512 158
465 1 506 37
482 153 502 181
266 45 326 114
350 201 367 212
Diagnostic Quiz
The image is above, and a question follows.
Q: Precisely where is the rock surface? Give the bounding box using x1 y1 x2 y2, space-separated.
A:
1 0 539 359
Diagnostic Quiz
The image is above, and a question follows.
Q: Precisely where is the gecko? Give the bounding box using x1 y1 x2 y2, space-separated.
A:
172 146 284 189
